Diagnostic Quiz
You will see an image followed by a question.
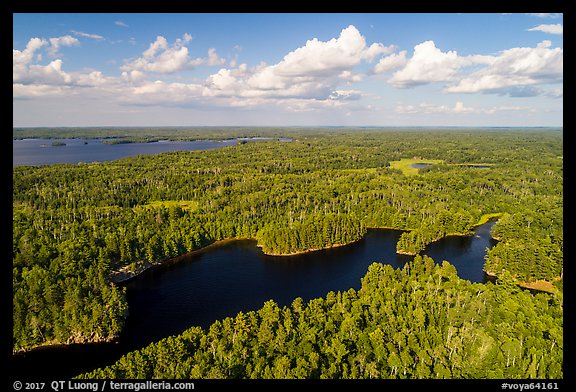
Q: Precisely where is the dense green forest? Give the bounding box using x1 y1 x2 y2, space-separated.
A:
13 126 293 142
80 256 563 379
13 129 562 371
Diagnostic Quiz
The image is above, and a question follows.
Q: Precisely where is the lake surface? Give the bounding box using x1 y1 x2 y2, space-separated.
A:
409 163 492 170
409 163 434 169
11 222 496 379
13 138 290 167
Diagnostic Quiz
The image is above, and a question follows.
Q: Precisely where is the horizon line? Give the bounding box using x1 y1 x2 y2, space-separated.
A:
13 125 564 129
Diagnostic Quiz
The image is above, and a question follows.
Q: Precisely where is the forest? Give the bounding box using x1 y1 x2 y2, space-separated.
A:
12 128 563 377
80 256 563 379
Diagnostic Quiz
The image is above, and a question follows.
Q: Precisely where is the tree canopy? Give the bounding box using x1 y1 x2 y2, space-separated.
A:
13 128 562 371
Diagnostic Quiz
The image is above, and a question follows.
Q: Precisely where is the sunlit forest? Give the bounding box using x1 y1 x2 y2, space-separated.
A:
13 128 562 378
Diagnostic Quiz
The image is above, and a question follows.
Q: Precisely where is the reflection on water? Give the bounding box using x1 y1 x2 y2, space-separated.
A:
11 222 496 379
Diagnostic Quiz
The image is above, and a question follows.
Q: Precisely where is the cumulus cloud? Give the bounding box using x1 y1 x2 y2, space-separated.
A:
13 37 47 68
273 25 393 78
15 22 560 119
105 26 390 109
14 26 392 110
123 35 193 73
445 40 563 96
373 51 407 74
121 34 226 74
14 38 73 85
205 68 239 92
25 59 73 85
384 39 562 99
212 25 393 101
47 35 80 57
527 24 563 35
207 48 226 66
388 41 493 88
13 36 122 98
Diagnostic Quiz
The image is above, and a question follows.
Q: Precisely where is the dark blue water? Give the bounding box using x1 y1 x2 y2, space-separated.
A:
11 222 496 379
422 222 496 283
121 230 411 348
13 138 237 166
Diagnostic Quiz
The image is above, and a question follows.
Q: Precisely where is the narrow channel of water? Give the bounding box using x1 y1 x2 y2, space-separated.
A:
11 222 496 379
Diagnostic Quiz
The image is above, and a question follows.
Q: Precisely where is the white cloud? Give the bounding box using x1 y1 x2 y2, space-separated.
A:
395 101 529 115
121 80 204 105
526 13 562 19
122 34 226 74
71 30 105 40
205 68 239 93
75 71 115 87
26 59 73 85
115 20 129 28
14 37 72 86
141 36 168 58
328 90 362 100
338 70 363 83
111 26 422 111
546 87 563 98
207 48 226 66
213 25 393 101
47 35 80 57
122 35 197 74
13 83 69 97
528 24 563 35
121 70 146 83
14 26 392 111
373 51 407 74
13 37 47 69
388 41 493 88
273 25 393 78
445 40 562 96
14 23 561 123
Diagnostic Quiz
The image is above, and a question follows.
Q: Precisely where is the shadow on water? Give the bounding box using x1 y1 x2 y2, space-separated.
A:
11 222 496 379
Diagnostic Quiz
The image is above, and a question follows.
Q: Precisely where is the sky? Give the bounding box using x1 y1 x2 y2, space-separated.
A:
13 13 563 127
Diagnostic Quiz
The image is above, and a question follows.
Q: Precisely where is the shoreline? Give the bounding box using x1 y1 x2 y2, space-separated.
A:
257 237 364 257
13 334 118 355
112 221 499 283
111 235 368 284
109 238 251 284
484 270 559 294
15 221 506 353
394 217 500 256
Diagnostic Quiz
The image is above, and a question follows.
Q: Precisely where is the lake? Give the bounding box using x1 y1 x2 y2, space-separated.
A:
409 163 434 169
11 222 496 379
410 163 492 169
13 138 290 167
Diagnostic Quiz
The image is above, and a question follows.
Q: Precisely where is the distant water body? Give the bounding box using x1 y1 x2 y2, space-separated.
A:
13 138 290 167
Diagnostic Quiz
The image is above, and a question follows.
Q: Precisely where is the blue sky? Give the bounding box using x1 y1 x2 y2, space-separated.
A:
13 13 563 127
